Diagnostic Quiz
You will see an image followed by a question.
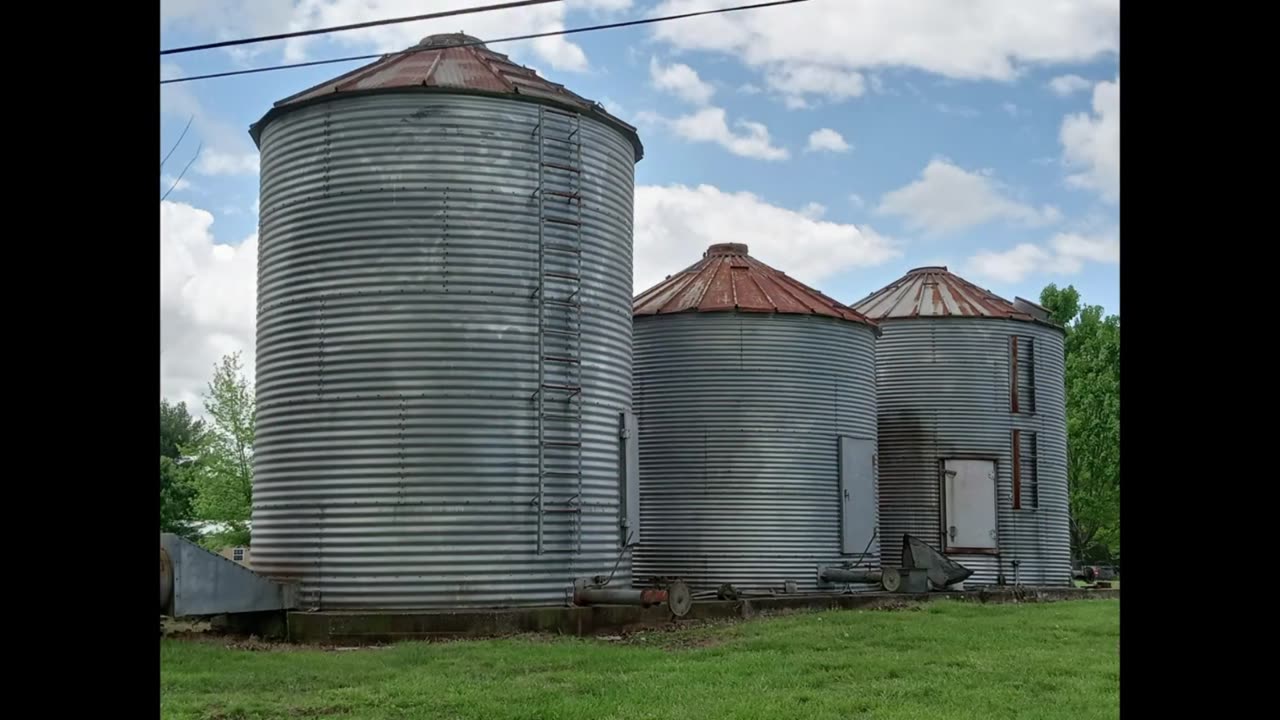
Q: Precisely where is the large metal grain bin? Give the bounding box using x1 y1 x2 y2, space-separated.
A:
247 34 643 609
851 267 1071 586
632 243 880 592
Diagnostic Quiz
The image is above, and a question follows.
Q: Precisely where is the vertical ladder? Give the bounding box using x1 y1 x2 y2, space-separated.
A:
531 105 585 556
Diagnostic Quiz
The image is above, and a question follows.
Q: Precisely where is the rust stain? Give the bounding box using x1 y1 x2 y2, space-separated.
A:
1010 336 1020 414
633 243 875 326
1012 429 1023 510
271 33 636 135
851 266 1048 326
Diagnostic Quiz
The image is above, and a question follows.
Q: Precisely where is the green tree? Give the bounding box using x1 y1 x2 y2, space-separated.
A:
1040 284 1120 565
160 400 203 537
187 352 256 548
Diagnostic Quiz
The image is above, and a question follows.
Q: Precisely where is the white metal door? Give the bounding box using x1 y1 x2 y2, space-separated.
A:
943 459 998 550
838 437 877 556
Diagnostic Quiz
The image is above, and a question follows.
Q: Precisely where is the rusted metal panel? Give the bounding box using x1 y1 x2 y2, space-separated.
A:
256 34 641 160
631 311 879 592
1012 429 1023 510
252 89 638 610
852 266 1061 326
1010 336 1020 414
632 243 877 326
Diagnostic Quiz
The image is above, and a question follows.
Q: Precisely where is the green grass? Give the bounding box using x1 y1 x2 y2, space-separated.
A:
161 599 1119 720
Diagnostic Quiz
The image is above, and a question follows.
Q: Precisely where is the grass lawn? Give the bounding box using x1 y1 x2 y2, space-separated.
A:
161 598 1119 720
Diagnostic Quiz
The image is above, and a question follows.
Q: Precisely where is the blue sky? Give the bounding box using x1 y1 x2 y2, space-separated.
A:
160 0 1119 407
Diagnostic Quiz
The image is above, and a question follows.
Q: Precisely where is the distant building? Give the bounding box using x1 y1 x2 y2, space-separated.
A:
218 546 251 567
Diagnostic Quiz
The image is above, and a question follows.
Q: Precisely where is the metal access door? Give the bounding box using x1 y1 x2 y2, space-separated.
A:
943 459 998 551
839 437 877 556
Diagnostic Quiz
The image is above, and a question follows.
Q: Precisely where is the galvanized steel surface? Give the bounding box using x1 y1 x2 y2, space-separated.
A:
632 312 878 592
251 92 637 609
875 317 1071 586
852 266 1044 324
633 243 874 324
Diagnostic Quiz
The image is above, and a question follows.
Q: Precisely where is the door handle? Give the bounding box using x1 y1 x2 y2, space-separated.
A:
948 525 957 540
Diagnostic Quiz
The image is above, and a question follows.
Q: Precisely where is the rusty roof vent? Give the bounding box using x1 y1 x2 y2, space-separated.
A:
850 266 1062 329
634 244 875 326
249 31 642 159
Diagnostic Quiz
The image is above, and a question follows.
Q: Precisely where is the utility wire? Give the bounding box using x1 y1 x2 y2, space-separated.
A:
161 0 564 56
161 143 202 202
160 115 194 172
161 0 813 85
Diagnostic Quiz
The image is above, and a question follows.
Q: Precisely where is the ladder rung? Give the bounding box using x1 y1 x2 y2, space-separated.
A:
544 243 581 256
542 162 581 174
543 440 582 448
543 354 580 364
541 470 580 478
543 506 583 514
541 107 580 120
541 412 577 421
544 271 580 281
545 298 581 308
542 383 581 392
541 135 581 147
544 216 582 227
544 190 580 201
542 327 580 337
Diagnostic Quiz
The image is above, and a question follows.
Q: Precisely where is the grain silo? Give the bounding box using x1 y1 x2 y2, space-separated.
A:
851 267 1071 586
247 34 643 609
632 243 881 593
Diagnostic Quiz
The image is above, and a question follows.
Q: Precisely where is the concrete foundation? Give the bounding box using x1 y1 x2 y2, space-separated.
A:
286 587 1118 644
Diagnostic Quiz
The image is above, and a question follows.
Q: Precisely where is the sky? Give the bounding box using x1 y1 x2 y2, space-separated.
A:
160 0 1120 412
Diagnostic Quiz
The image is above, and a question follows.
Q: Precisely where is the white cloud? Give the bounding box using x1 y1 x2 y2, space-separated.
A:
196 149 260 177
647 107 789 160
806 128 851 153
634 184 900 293
877 158 1062 234
277 0 592 72
798 202 827 219
849 193 866 209
649 57 715 105
161 60 261 178
1048 74 1093 96
967 228 1119 282
161 175 195 195
738 83 763 95
1002 102 1020 117
1061 76 1119 202
567 0 633 10
935 103 980 118
764 63 865 108
160 201 258 413
650 0 1119 84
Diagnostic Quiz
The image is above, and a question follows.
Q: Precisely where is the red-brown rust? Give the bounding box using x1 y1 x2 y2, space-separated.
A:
633 243 875 326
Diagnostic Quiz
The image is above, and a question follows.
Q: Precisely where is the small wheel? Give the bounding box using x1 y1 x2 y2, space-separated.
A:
666 579 693 618
881 568 902 593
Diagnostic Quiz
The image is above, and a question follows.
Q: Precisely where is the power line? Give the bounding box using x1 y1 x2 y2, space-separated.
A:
160 115 194 172
160 0 564 56
161 142 203 202
160 0 813 86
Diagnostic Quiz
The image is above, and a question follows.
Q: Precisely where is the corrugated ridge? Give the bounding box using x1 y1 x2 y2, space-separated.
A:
252 93 636 609
875 318 1071 586
633 313 878 592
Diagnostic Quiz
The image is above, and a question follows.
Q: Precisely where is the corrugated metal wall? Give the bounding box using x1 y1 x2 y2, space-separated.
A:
632 312 878 591
875 318 1071 586
251 93 636 609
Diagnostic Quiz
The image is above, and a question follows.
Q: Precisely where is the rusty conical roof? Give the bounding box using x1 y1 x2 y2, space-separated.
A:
633 243 875 326
850 266 1059 327
249 33 642 159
